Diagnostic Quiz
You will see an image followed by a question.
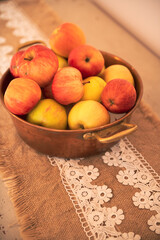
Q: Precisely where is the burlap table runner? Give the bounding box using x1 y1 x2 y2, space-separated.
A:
0 1 160 239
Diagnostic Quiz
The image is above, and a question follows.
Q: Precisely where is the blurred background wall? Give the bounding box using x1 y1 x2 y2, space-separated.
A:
93 0 160 58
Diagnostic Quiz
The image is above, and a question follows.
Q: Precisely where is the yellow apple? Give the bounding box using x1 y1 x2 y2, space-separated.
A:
68 100 110 130
27 98 67 129
104 64 135 86
81 76 106 102
56 54 68 69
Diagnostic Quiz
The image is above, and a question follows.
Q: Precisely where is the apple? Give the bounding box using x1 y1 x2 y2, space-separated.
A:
27 98 67 130
56 55 68 69
4 78 41 115
68 44 105 78
49 22 86 58
52 66 84 105
81 76 106 102
17 44 59 87
10 50 24 77
42 55 68 99
104 64 135 86
68 100 110 130
101 79 137 113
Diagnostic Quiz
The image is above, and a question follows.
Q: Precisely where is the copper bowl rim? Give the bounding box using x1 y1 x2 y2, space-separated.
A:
0 51 143 134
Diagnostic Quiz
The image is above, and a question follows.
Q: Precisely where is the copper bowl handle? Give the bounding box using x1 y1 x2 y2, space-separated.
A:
83 122 137 143
16 40 47 52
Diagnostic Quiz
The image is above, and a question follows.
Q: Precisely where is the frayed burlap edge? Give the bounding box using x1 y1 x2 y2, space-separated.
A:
0 159 41 240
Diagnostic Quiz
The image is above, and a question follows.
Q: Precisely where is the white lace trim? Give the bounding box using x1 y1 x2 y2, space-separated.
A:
48 138 160 239
103 138 160 234
48 157 121 239
0 1 160 239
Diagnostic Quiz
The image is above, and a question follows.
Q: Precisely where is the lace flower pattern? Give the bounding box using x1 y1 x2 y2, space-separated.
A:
95 185 113 205
102 138 160 236
49 155 142 239
107 232 141 240
106 206 124 226
49 157 121 238
119 232 141 240
148 213 160 234
116 169 137 186
132 191 152 209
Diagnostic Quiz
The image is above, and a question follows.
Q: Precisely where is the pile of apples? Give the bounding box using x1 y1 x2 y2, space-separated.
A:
4 22 137 130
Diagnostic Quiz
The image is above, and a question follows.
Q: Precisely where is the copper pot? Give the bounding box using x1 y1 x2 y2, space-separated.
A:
0 51 143 158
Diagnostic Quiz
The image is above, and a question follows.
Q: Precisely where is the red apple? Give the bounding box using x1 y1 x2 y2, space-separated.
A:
52 67 84 105
10 50 24 77
68 44 104 78
17 44 59 87
4 78 41 115
49 22 86 58
101 79 137 113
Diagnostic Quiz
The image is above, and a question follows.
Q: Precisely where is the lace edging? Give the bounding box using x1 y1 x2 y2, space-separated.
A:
48 157 99 239
48 137 160 239
123 137 160 185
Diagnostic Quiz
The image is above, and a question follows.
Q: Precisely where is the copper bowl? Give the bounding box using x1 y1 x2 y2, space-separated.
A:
0 51 143 158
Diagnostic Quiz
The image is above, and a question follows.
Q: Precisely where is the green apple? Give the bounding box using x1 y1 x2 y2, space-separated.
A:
81 76 106 102
68 100 110 130
27 98 67 129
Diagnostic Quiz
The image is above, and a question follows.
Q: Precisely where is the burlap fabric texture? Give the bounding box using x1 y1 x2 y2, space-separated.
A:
0 0 160 239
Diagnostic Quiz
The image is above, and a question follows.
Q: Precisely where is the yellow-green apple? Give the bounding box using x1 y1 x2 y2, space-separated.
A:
52 66 84 105
49 22 86 58
81 76 106 102
10 50 24 77
27 98 67 130
68 100 110 130
104 64 135 86
68 44 105 78
101 79 137 113
4 78 41 115
56 55 68 69
17 44 59 87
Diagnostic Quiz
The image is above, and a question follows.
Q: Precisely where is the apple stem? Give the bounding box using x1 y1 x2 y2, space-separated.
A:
79 124 84 129
24 57 32 61
109 99 114 106
82 81 90 85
